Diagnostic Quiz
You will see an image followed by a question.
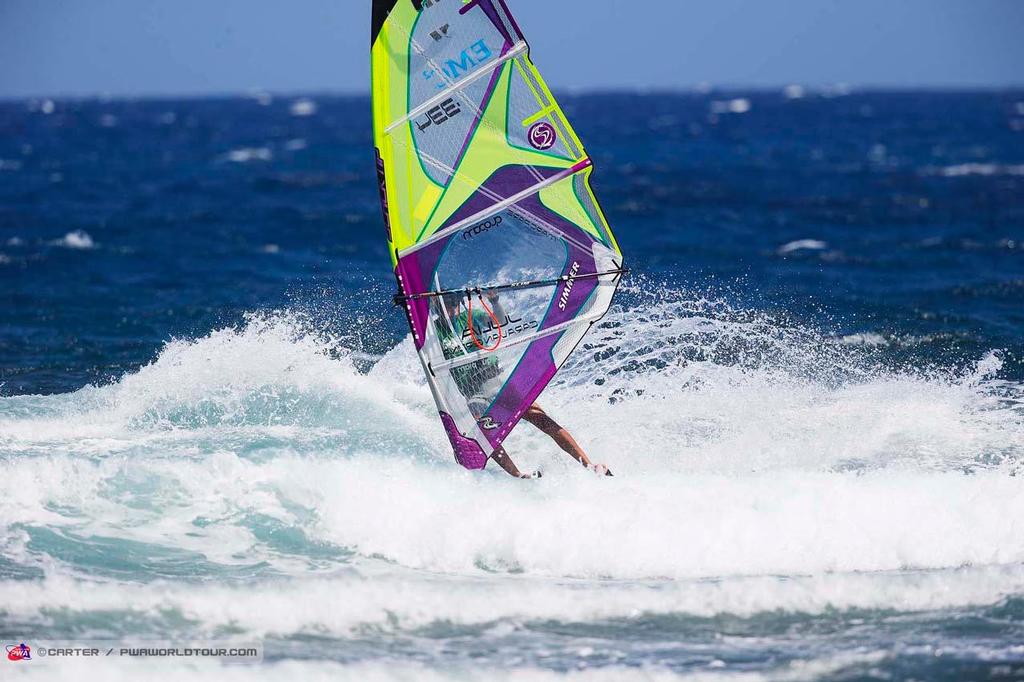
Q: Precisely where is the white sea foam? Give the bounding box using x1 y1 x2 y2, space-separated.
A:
3 563 1024 638
783 85 805 100
925 163 1024 177
0 659 769 682
710 99 751 115
0 159 23 171
821 83 852 98
50 230 96 249
837 332 888 347
290 98 317 117
836 332 955 349
249 90 273 106
777 239 827 255
2 296 1022 675
1 300 1021 587
224 147 273 163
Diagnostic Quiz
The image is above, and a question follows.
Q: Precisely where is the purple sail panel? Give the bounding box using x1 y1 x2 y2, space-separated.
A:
395 163 573 351
398 163 607 467
506 192 600 329
436 164 566 233
483 278 600 448
482 334 559 446
441 412 488 470
479 215 600 448
394 259 433 350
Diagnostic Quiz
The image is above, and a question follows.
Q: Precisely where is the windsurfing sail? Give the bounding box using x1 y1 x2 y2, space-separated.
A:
371 0 625 470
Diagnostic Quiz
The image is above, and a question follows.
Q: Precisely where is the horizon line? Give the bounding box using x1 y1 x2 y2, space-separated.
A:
3 83 1024 104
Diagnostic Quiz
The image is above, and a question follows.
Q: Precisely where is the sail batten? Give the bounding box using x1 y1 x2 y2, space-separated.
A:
433 310 608 372
385 41 529 134
398 158 592 257
371 0 624 470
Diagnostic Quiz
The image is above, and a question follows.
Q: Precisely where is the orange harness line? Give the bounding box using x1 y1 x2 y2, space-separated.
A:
466 292 503 352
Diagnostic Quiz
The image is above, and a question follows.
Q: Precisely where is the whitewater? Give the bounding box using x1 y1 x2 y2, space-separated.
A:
2 286 1023 680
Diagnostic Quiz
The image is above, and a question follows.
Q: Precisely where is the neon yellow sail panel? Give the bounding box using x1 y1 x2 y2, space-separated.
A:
371 0 625 470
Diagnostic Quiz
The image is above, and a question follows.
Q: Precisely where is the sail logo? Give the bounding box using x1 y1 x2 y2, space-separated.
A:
430 24 451 41
6 643 31 661
416 98 462 132
463 216 502 239
375 150 392 242
558 262 581 310
528 122 557 150
444 40 492 79
477 416 501 431
462 314 537 343
423 40 492 88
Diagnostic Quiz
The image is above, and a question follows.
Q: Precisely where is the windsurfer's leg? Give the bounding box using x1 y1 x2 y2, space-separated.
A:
490 446 541 479
523 404 587 465
490 447 522 477
523 404 611 476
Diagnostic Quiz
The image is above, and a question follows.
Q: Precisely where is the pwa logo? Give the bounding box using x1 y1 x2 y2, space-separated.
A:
6 643 31 661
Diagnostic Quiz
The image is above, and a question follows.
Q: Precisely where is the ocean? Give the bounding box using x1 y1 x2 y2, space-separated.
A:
1 90 1023 680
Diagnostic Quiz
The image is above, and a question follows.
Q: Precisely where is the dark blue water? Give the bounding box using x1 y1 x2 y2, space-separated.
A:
2 92 1024 681
3 91 1022 394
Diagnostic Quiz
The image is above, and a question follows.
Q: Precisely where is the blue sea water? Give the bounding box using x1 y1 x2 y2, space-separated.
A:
1 90 1024 681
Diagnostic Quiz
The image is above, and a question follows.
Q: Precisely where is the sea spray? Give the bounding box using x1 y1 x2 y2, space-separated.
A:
2 289 1023 678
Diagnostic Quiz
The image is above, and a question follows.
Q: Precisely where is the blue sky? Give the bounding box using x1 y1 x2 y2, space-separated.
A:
1 0 1022 98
